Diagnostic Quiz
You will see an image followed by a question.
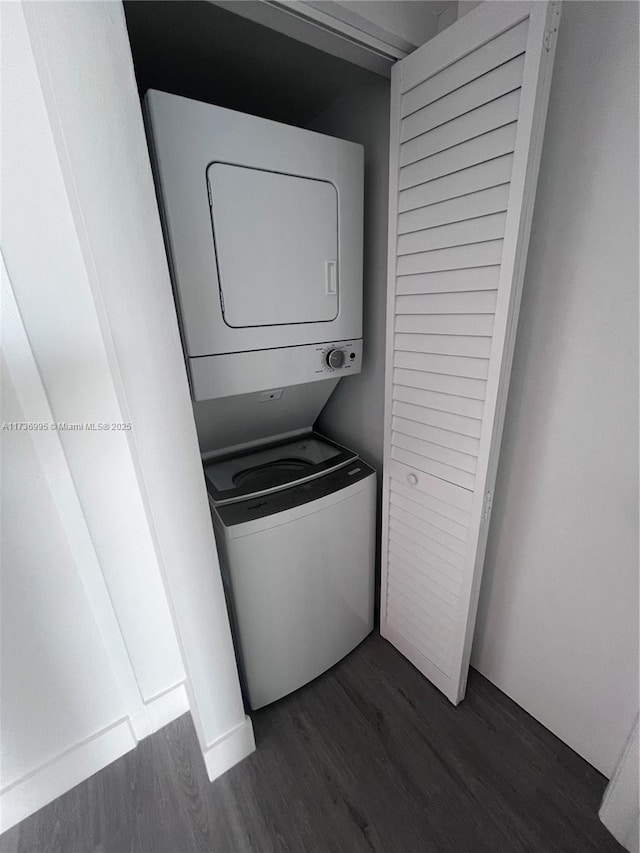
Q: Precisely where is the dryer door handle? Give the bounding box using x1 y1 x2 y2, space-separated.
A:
325 260 337 295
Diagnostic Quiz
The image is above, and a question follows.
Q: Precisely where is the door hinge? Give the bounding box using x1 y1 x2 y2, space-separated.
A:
544 3 561 51
481 490 493 522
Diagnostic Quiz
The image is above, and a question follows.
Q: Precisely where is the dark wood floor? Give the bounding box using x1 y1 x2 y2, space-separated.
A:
1 633 621 853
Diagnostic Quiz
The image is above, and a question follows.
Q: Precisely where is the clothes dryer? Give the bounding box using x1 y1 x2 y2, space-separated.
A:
144 91 364 402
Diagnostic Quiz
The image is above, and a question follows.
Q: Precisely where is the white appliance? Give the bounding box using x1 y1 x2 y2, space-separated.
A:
145 93 374 708
144 90 364 410
206 433 375 709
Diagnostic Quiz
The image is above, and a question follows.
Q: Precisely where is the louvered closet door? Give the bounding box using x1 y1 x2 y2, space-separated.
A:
381 1 561 704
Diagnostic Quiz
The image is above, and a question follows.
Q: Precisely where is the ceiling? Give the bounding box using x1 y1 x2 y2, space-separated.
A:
123 1 386 127
309 0 454 47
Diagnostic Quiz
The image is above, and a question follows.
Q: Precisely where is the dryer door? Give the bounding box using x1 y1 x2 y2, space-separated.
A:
144 92 363 357
208 165 338 328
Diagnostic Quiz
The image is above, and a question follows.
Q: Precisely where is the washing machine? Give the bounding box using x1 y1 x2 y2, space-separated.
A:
205 432 375 710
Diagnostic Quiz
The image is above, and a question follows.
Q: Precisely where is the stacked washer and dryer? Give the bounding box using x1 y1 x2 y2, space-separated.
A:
145 91 375 710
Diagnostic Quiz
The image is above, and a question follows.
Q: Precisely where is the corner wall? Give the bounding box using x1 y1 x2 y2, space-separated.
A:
308 77 391 474
471 0 639 777
1 2 254 828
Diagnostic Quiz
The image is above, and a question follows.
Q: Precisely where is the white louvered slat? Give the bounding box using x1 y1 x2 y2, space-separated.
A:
386 613 452 676
392 431 478 478
401 54 525 143
388 570 460 627
386 588 455 653
388 544 462 606
386 594 454 657
389 572 457 626
397 213 507 256
386 602 454 662
388 524 464 589
398 187 510 235
391 446 475 490
396 240 503 276
400 90 521 168
401 18 529 117
390 484 470 541
390 465 473 525
395 313 494 336
382 0 560 704
387 605 456 667
389 585 457 649
393 368 486 401
394 332 492 358
388 529 464 594
388 578 458 633
392 399 482 440
398 154 514 212
399 123 518 190
394 372 486 411
388 542 464 597
388 573 457 631
392 413 480 456
394 350 489 379
392 383 484 419
385 600 452 672
396 290 497 316
388 457 474 511
390 501 469 554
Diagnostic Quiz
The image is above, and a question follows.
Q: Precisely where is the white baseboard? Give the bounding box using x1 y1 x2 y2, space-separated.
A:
0 719 136 834
600 716 639 853
202 715 255 782
129 682 190 740
145 683 189 732
0 683 190 835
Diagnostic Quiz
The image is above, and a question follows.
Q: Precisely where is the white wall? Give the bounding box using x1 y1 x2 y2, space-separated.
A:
472 0 639 777
2 2 186 707
22 0 254 780
1 278 137 831
309 77 390 474
0 0 253 827
456 1 483 20
22 0 254 778
328 1 451 47
1 4 189 829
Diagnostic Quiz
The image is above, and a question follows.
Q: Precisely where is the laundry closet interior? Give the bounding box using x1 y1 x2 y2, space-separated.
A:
124 0 391 470
122 0 555 710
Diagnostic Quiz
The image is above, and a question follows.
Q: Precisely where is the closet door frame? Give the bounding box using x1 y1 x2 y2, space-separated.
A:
381 1 562 704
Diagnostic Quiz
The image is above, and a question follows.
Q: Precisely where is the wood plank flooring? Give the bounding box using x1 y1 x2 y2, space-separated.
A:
1 633 622 853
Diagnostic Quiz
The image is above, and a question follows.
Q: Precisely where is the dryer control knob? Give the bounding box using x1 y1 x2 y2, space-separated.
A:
326 348 345 369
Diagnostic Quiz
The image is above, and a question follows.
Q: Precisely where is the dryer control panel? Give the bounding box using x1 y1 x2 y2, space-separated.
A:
318 341 361 375
189 339 363 401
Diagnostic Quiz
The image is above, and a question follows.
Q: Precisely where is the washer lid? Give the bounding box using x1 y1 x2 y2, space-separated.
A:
215 460 375 529
207 164 339 328
204 432 356 504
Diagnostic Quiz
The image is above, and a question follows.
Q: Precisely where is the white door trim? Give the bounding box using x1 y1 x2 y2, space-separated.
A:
210 0 411 76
